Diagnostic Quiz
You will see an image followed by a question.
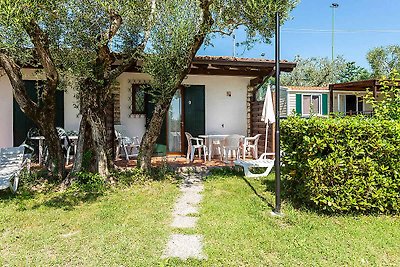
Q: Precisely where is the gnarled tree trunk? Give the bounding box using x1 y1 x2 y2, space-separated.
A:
70 83 113 178
137 99 171 171
137 0 213 171
0 53 65 179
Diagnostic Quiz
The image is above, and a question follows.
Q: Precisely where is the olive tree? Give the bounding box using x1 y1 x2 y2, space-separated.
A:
56 0 155 178
367 45 400 78
1 0 156 179
0 0 66 178
281 55 370 87
138 0 298 170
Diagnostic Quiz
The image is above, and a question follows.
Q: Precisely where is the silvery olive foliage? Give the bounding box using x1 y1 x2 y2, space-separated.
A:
367 45 400 78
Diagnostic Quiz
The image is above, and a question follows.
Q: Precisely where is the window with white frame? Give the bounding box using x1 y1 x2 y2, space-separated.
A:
302 94 321 116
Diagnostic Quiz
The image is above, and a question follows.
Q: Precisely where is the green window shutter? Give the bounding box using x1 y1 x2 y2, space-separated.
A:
322 94 328 115
296 94 302 115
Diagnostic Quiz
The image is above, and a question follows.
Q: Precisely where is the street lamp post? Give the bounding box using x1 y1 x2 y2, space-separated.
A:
330 3 339 62
273 8 282 216
330 3 339 83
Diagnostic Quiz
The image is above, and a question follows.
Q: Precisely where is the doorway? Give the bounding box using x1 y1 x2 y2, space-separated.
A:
166 85 205 154
338 94 364 115
167 89 183 153
146 85 205 155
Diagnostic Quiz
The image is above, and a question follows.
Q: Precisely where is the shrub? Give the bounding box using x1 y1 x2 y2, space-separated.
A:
281 116 400 214
74 171 106 192
111 164 177 187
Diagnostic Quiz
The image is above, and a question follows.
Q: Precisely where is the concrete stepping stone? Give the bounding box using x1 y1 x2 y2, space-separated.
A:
173 202 199 216
171 215 198 228
162 234 206 260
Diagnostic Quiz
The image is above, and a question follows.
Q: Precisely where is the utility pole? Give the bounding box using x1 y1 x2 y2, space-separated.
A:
330 3 339 82
233 29 236 57
273 7 282 216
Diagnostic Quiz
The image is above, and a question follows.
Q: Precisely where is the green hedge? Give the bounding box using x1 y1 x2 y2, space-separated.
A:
281 116 400 214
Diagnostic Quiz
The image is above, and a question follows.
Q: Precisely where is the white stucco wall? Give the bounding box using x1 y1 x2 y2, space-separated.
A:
62 72 152 139
185 75 249 136
2 70 251 147
117 72 151 140
110 73 250 139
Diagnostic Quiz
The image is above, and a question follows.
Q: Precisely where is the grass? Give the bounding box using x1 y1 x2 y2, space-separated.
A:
1 170 399 266
166 171 400 266
0 179 180 266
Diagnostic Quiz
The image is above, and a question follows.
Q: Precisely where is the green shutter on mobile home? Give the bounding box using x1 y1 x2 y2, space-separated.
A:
296 94 302 115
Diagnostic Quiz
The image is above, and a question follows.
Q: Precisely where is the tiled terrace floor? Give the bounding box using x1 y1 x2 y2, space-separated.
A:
115 156 235 169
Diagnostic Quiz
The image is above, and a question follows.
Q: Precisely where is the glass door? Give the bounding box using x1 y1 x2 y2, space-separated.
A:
167 89 182 153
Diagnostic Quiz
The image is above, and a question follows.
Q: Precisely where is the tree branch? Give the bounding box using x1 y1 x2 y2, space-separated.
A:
25 20 59 91
0 53 38 118
101 9 122 43
107 0 156 81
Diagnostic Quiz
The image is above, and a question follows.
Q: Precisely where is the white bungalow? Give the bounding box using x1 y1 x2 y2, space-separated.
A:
0 56 296 155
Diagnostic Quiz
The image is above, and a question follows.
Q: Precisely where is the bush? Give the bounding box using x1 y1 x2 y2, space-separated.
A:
111 164 177 187
281 116 400 214
74 171 106 192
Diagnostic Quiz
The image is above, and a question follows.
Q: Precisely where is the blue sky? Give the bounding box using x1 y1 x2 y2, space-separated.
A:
198 0 400 69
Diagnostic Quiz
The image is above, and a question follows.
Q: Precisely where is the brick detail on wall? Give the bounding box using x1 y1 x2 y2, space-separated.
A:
112 83 120 125
250 99 275 156
246 85 254 137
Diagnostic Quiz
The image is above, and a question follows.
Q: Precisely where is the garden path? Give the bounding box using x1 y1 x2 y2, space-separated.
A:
162 170 206 260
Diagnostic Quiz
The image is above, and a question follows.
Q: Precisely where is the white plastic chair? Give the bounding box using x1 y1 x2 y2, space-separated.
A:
185 132 207 162
0 146 30 193
115 125 140 160
243 134 262 160
222 134 242 162
41 127 72 166
56 127 72 165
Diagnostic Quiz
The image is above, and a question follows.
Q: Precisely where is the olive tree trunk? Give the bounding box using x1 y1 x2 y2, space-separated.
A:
0 53 65 179
137 100 171 171
69 84 113 179
137 1 213 171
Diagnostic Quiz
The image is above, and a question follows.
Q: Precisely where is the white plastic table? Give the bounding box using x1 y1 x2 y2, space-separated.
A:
30 135 78 165
198 134 245 161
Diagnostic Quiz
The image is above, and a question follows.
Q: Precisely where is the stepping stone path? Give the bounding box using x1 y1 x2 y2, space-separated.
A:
162 168 207 260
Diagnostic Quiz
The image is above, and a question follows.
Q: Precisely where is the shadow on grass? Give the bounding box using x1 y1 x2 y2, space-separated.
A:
35 190 104 211
0 189 36 201
0 184 104 211
241 176 274 210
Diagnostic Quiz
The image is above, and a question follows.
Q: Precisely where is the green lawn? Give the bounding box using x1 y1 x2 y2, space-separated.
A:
166 172 400 266
1 172 399 266
0 180 179 266
194 173 400 266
